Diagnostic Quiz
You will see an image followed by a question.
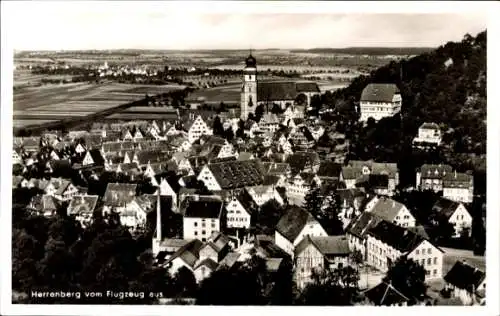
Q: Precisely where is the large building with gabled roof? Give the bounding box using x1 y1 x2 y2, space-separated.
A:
359 83 402 122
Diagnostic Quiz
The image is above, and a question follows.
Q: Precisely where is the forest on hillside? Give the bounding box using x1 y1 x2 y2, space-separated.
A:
326 31 486 192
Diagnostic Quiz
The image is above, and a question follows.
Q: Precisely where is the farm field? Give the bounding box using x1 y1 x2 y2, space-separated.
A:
186 84 241 103
121 106 178 113
13 82 151 129
104 113 179 121
13 119 59 128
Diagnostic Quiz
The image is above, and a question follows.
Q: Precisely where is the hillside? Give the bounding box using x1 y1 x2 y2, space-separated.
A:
329 31 486 191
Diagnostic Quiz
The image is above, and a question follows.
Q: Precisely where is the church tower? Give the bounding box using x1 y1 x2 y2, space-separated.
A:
241 53 258 120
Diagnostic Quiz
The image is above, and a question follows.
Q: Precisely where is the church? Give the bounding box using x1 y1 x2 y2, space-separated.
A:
240 53 321 120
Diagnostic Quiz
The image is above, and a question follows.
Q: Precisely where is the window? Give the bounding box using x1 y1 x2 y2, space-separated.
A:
425 270 430 276
428 248 432 254
211 223 215 228
433 269 437 276
202 230 206 235
202 238 206 242
427 258 431 265
421 259 425 266
194 222 198 227
395 216 400 220
433 257 437 264
194 231 198 236
202 222 206 227
416 249 420 255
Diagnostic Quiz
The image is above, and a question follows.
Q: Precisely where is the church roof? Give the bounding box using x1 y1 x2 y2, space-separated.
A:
257 81 319 102
245 53 257 68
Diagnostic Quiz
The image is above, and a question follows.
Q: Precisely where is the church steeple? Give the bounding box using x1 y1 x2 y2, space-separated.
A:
241 51 258 120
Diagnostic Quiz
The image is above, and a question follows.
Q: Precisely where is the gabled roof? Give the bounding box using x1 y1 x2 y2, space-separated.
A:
29 194 60 212
184 197 223 219
165 239 203 268
87 149 105 165
366 197 407 222
364 282 409 306
275 206 319 242
418 164 453 179
443 172 473 187
103 183 137 207
135 150 170 165
67 195 99 216
346 212 384 239
419 122 440 131
367 220 440 254
206 232 230 252
444 261 485 293
260 162 290 175
432 197 464 219
347 160 399 178
206 159 263 190
194 258 219 271
295 235 350 257
47 178 72 195
360 83 400 103
218 252 241 270
317 161 342 179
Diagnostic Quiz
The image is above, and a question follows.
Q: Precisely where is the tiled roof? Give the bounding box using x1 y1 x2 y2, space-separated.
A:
218 252 241 269
295 235 350 257
165 239 203 268
103 183 137 207
444 261 485 293
360 83 400 103
275 206 318 242
420 122 440 130
367 220 428 253
347 160 398 178
207 159 263 190
194 258 219 271
432 197 463 219
346 212 384 239
364 282 409 306
285 151 319 174
443 172 473 188
67 195 99 216
48 178 72 196
184 197 223 219
418 164 453 180
88 149 105 165
296 82 321 93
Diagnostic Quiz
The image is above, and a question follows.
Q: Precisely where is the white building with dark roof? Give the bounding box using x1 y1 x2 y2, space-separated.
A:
183 196 223 242
413 122 442 147
294 235 350 289
443 171 474 204
432 197 472 237
416 164 454 192
365 196 416 228
359 83 402 122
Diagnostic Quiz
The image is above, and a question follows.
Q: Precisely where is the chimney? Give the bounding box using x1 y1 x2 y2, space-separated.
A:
156 189 162 241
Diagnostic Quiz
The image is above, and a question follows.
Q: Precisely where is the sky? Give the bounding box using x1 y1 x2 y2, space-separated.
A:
4 2 488 51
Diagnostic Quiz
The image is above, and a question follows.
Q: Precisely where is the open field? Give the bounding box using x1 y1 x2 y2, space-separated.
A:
13 119 59 128
104 113 179 121
120 84 187 95
13 83 153 129
186 84 241 103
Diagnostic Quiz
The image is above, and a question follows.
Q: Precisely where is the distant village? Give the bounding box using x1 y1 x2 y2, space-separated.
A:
12 54 485 306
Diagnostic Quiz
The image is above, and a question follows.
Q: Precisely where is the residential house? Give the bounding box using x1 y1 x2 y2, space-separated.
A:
102 183 138 214
275 206 328 258
225 190 257 229
82 149 105 167
152 177 178 211
67 195 99 228
443 261 486 306
197 159 263 191
183 196 223 241
364 196 416 228
246 185 285 207
285 151 320 175
365 220 444 281
45 178 79 201
341 160 399 196
286 172 321 205
27 194 60 217
416 164 453 192
359 83 402 122
443 172 474 203
413 122 442 147
364 282 409 306
432 197 473 237
346 212 384 259
185 115 213 143
294 235 350 289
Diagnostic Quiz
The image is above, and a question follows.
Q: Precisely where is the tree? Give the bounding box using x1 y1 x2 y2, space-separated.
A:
320 187 344 235
304 182 322 219
236 119 245 139
256 199 283 235
212 116 224 137
223 128 234 141
297 266 360 305
255 104 265 122
383 257 427 304
173 266 198 298
295 93 307 106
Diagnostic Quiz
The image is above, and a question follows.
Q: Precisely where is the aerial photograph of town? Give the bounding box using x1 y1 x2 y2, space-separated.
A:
3 1 495 312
